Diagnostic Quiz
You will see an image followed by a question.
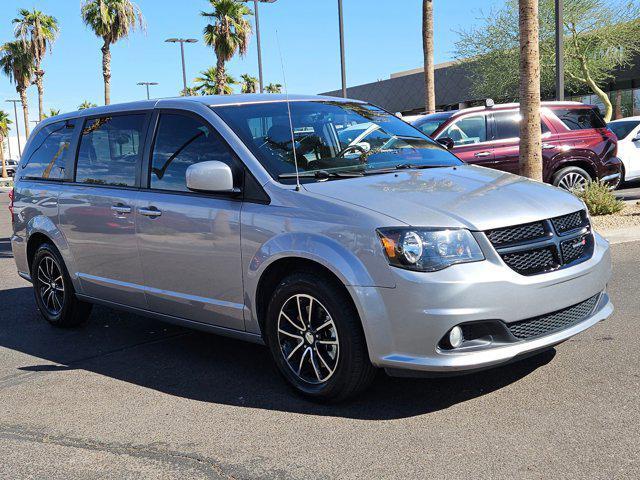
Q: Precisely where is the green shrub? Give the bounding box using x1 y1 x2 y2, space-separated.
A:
575 181 624 216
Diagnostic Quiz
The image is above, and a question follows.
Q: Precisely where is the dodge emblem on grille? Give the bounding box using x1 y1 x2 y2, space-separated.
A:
572 238 587 248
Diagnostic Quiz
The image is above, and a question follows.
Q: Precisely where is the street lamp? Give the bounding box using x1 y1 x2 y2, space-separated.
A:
337 0 347 98
165 38 198 95
137 82 159 100
6 99 22 157
243 0 277 93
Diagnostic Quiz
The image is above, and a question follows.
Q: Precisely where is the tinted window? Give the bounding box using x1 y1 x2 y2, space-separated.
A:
213 101 460 182
553 108 606 130
75 115 146 187
492 111 549 140
150 113 237 192
414 113 453 137
21 120 75 180
608 120 639 140
440 115 487 146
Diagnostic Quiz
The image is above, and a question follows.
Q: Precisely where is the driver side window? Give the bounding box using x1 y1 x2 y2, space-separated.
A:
440 115 487 146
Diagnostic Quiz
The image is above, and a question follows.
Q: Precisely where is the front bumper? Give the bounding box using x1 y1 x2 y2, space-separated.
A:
349 231 613 374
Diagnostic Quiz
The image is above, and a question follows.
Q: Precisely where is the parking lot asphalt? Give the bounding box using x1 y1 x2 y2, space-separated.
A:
0 195 638 479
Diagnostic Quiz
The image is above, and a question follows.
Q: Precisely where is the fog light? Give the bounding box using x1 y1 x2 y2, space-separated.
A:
449 326 464 348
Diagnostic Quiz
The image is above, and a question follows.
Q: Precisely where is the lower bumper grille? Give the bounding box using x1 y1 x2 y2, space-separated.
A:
507 294 600 340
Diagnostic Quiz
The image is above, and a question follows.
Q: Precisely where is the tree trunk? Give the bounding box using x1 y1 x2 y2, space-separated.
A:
422 0 436 114
19 87 30 139
614 89 622 120
0 137 6 179
215 57 226 95
518 0 542 181
102 41 112 105
35 60 45 121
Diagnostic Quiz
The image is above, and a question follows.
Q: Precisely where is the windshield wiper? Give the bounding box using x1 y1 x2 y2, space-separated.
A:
278 169 364 180
361 164 452 175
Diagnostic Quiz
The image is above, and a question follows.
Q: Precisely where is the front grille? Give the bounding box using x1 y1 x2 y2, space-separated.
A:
502 247 558 275
552 210 585 234
486 221 546 247
507 294 600 339
486 210 593 276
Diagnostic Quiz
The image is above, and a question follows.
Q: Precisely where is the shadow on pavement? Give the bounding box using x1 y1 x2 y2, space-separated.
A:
0 237 12 259
0 286 555 420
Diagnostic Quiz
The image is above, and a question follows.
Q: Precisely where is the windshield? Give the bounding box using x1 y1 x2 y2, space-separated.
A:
413 113 453 137
213 101 461 182
608 120 639 140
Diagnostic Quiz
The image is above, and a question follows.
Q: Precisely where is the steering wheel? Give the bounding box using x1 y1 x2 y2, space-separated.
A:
336 143 368 158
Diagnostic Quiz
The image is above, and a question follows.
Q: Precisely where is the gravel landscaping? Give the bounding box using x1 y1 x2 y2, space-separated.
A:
592 202 640 231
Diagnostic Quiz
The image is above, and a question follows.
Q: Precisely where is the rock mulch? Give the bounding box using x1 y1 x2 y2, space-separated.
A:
592 202 640 232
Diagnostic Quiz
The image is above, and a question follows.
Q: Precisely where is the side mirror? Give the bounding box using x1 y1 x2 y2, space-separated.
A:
437 137 455 150
186 161 236 193
356 141 371 152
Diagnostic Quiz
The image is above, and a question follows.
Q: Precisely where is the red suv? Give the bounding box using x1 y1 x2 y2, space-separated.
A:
412 101 622 190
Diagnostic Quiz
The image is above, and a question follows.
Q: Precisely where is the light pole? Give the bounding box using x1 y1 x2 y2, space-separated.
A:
165 38 198 95
244 0 277 93
6 100 22 157
555 0 564 101
337 0 347 98
137 82 159 100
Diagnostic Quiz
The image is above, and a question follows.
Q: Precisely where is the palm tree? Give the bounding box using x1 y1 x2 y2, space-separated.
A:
194 67 237 95
180 86 200 97
43 108 60 118
422 0 435 114
0 110 12 179
240 73 258 93
0 40 34 138
518 0 542 181
81 0 145 105
201 0 252 95
265 83 282 93
78 100 98 110
13 8 59 121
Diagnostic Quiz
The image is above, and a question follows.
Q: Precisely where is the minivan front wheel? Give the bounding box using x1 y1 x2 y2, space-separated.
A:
265 271 376 402
31 243 92 327
553 166 592 191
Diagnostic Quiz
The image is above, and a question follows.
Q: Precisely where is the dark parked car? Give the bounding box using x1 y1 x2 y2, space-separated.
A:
412 102 622 190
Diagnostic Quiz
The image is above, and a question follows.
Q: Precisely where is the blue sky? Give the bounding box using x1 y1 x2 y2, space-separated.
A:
0 0 503 124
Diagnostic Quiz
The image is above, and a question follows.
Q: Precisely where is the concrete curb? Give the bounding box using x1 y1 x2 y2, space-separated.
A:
597 226 640 245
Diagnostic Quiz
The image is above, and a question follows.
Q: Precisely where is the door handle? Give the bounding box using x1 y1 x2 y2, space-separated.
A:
110 204 131 214
474 151 492 158
139 207 162 218
542 143 555 150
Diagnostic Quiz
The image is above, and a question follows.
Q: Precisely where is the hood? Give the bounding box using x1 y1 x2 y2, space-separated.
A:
303 165 585 231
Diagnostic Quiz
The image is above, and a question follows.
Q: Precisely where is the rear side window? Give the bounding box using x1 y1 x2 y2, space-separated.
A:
21 120 76 180
150 113 237 192
75 114 146 187
492 111 550 140
553 108 606 130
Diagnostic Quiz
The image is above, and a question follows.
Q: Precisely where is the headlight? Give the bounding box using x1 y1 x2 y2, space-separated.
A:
377 228 484 272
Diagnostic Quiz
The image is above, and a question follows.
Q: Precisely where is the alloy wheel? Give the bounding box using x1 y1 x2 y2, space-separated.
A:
36 255 65 316
277 294 340 384
558 172 589 192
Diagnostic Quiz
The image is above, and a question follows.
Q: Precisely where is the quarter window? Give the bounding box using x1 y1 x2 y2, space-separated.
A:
440 115 487 146
21 120 76 180
553 108 606 130
150 113 237 192
75 114 146 187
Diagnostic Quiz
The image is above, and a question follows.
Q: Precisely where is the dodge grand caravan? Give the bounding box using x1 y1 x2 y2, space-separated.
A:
10 95 613 401
412 101 622 191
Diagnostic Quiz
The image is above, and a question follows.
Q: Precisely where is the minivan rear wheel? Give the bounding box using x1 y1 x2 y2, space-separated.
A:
31 243 92 327
552 166 592 191
265 271 376 402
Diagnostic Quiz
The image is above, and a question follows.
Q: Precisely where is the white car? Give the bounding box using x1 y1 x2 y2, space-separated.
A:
608 117 640 183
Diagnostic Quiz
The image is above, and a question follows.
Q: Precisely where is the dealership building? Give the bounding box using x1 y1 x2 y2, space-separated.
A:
322 57 640 118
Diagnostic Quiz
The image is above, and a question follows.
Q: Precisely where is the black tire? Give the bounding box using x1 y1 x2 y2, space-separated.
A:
31 242 92 327
264 270 376 402
552 166 592 191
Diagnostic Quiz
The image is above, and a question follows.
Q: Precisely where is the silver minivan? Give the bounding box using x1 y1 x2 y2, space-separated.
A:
10 94 613 401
